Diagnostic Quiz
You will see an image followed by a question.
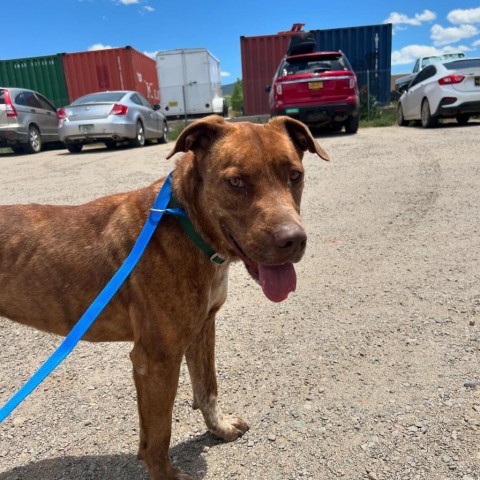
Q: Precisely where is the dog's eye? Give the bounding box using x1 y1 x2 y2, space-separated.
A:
289 170 303 182
226 178 244 189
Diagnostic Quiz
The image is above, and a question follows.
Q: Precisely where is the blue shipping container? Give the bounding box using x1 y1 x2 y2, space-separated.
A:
313 23 392 104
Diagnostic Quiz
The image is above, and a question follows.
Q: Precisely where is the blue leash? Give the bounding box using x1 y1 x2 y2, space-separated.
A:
0 172 182 423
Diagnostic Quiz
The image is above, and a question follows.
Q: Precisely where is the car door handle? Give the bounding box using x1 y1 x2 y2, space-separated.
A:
30 109 36 113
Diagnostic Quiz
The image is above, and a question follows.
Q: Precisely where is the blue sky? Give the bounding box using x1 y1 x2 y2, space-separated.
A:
2 1 480 83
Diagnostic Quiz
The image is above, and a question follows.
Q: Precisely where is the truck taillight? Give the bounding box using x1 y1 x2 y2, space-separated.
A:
276 84 283 95
438 74 465 85
4 90 17 118
349 78 355 89
110 103 128 115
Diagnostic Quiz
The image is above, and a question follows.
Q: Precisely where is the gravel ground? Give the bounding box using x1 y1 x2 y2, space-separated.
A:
1 122 479 480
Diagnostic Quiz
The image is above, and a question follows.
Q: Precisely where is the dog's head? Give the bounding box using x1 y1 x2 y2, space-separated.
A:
167 115 329 302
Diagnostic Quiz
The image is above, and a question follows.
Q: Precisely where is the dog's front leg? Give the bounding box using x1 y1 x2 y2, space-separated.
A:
185 312 249 442
130 342 193 480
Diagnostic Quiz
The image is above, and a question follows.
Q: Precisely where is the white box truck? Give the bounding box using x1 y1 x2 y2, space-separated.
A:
156 48 227 119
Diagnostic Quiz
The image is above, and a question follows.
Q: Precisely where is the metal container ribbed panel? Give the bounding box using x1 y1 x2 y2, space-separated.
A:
0 54 69 108
62 46 160 105
241 23 392 115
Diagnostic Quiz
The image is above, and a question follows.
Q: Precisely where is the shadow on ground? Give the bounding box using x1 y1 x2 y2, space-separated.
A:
0 432 223 479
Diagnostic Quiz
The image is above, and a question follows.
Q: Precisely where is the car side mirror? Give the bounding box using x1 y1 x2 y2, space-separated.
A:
153 104 161 111
265 85 271 93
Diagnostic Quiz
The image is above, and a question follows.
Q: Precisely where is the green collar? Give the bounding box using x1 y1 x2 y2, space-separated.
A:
167 196 226 266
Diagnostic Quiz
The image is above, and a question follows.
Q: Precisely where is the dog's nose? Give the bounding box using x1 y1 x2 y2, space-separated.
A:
273 224 307 255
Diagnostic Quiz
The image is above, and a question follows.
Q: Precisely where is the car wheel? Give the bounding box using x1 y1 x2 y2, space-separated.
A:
397 104 408 126
105 140 117 149
23 125 42 153
66 143 83 153
421 99 438 128
159 122 168 144
344 115 359 134
130 121 146 148
456 114 470 125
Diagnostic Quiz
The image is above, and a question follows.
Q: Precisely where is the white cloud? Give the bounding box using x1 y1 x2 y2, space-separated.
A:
391 45 443 66
473 39 480 47
447 8 480 25
118 0 139 4
88 43 114 51
391 44 471 66
431 23 479 46
384 9 436 26
143 5 154 12
221 71 231 78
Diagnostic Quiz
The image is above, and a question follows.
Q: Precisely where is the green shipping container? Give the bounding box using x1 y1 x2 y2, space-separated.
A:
0 54 69 108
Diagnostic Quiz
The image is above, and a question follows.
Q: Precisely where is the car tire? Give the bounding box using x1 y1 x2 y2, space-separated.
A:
11 145 24 154
456 114 470 125
66 143 83 153
344 115 359 134
130 121 146 148
158 122 168 144
105 140 117 149
23 125 42 154
421 99 438 128
397 103 409 126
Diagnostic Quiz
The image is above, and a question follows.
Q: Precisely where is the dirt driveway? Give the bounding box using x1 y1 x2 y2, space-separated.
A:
1 122 479 480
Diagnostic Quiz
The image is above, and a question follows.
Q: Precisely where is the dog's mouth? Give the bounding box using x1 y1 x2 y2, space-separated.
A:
222 226 296 303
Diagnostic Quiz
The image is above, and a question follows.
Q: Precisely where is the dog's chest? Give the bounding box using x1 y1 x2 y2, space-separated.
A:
207 266 229 312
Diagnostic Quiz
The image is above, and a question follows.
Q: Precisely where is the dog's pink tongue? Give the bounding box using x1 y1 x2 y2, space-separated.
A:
258 263 297 302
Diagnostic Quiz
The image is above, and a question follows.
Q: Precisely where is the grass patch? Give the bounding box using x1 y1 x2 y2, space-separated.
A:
360 106 397 128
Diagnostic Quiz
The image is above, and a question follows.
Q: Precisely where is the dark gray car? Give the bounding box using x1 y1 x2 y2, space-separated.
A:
0 87 60 154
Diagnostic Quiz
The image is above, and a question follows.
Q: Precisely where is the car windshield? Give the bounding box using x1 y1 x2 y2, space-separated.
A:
280 55 346 76
444 58 480 70
422 53 466 69
72 92 126 105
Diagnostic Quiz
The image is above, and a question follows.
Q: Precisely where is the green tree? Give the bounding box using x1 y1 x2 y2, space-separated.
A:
230 79 243 114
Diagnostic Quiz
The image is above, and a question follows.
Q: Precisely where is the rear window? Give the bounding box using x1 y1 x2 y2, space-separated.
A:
280 55 348 76
444 59 480 70
0 89 5 105
72 92 126 105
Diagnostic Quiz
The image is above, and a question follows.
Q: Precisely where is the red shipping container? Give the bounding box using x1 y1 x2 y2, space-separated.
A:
62 46 160 106
241 25 303 116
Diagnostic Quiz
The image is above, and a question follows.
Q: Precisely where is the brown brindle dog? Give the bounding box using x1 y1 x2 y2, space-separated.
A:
0 115 329 479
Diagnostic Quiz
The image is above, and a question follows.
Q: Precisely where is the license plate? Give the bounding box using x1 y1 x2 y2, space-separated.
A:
168 101 178 107
79 124 94 134
475 77 480 86
285 108 300 114
309 81 323 90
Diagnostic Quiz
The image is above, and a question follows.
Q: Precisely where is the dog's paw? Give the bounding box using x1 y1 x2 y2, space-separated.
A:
210 415 250 442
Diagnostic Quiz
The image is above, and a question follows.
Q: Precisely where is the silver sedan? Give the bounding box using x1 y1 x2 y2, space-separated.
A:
58 90 168 153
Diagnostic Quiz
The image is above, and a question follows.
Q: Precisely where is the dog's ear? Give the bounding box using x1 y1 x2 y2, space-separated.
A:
166 115 227 159
271 116 330 161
